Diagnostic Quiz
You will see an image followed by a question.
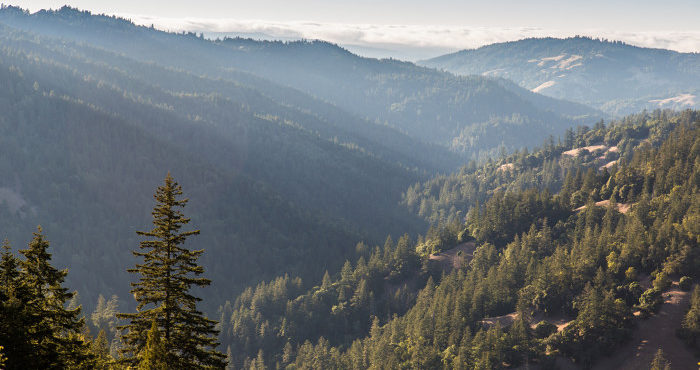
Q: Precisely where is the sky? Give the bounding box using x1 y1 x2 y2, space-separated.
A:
5 1 700 60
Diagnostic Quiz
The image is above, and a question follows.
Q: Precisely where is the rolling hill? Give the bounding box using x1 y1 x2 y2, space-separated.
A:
0 7 600 312
0 6 600 160
421 36 700 116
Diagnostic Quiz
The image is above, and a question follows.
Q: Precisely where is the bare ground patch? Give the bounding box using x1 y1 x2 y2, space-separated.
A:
575 199 632 214
428 241 476 272
593 284 696 370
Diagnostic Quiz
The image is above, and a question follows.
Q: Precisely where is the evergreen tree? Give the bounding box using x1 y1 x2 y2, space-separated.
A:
138 321 168 370
118 173 226 368
649 348 672 370
0 240 35 369
17 228 92 368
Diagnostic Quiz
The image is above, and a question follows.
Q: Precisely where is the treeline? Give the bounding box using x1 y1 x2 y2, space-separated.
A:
223 111 699 368
0 5 599 162
306 113 699 368
404 109 697 225
218 235 423 368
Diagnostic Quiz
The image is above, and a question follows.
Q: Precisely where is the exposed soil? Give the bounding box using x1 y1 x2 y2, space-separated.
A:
428 241 476 271
599 160 618 170
594 284 696 370
480 312 519 329
529 312 574 332
498 163 515 172
575 199 632 214
503 280 696 369
563 145 609 157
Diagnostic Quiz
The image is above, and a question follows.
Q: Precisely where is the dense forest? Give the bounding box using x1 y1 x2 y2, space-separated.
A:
0 6 603 316
215 110 700 369
0 5 699 370
7 111 698 369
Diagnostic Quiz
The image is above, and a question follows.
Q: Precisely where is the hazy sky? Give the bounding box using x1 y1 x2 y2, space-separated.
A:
6 1 700 59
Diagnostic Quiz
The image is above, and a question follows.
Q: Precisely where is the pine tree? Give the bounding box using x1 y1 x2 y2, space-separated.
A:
118 173 226 368
90 329 114 369
0 240 36 369
138 321 168 370
17 228 92 368
649 348 671 370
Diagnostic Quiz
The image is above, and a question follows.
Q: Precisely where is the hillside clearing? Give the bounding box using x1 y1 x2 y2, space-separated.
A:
593 283 696 370
575 199 632 214
428 242 476 271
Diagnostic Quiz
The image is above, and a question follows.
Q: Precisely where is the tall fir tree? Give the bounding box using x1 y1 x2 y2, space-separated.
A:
0 240 35 369
118 173 226 369
16 228 91 368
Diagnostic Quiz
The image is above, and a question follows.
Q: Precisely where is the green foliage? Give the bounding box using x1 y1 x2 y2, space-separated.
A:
678 285 700 353
230 111 700 368
466 189 568 247
639 288 664 314
404 110 695 226
138 321 168 370
533 321 558 339
653 272 672 291
679 276 693 291
0 10 697 368
0 13 433 314
118 174 225 368
219 234 423 367
90 329 116 369
554 285 632 367
650 348 672 370
0 230 93 369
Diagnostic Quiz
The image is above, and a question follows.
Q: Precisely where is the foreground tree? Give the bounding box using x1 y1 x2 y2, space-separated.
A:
0 240 35 369
118 173 226 368
0 230 92 369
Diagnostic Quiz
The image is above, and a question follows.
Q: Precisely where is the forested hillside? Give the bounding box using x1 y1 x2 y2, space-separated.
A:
0 6 606 314
0 6 599 160
422 37 700 116
0 5 698 370
0 54 373 312
403 110 690 225
0 13 436 312
218 110 700 369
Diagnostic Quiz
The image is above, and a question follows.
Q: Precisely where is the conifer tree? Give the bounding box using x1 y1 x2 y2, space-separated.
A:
0 240 35 369
17 228 92 368
138 321 168 370
90 329 114 368
118 173 226 368
649 348 671 370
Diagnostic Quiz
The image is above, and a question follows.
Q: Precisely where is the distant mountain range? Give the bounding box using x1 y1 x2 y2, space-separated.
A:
421 36 700 116
0 7 599 159
0 6 599 311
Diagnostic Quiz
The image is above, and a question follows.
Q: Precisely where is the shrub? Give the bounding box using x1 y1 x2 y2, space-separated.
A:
639 288 663 313
679 276 693 291
653 272 671 291
615 282 642 306
534 321 558 339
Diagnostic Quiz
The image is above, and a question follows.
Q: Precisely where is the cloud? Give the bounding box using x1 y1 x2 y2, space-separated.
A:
117 14 700 60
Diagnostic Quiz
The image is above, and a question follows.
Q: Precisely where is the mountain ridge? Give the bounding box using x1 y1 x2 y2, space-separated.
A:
421 36 700 116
